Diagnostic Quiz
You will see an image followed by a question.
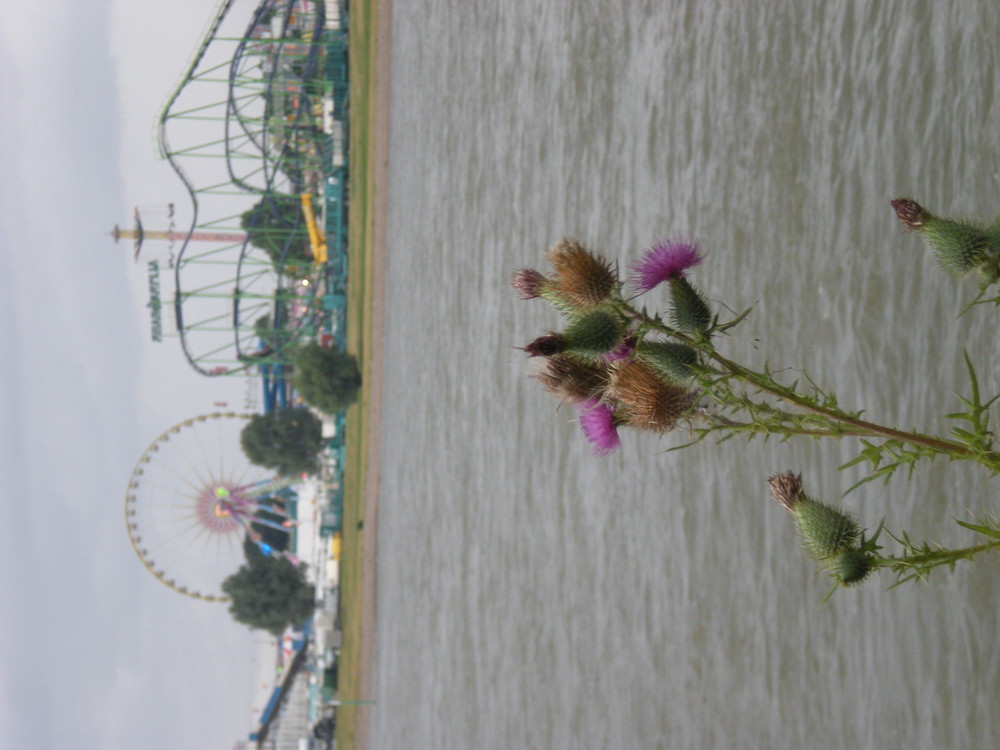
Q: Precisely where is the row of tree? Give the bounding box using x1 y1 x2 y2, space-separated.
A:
223 343 361 634
240 343 361 475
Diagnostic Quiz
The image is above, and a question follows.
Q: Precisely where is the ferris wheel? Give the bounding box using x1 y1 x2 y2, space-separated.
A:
124 412 297 601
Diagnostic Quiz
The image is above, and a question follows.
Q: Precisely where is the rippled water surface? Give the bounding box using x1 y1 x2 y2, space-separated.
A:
375 3 1000 747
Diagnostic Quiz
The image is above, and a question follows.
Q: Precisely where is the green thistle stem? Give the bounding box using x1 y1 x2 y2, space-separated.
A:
702 412 857 439
873 541 1000 580
620 302 1000 468
708 348 973 456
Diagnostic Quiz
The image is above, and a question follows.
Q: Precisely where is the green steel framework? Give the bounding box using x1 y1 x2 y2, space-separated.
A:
152 0 350 532
157 0 350 397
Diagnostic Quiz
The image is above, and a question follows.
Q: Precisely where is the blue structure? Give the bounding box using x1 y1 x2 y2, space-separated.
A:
248 619 314 744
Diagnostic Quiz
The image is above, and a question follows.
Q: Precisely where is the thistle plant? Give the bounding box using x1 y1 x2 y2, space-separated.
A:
513 237 1000 479
767 471 862 565
768 471 1000 595
891 197 1000 305
512 232 1000 592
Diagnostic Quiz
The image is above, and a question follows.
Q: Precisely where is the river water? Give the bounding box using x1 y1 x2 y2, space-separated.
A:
374 2 1000 747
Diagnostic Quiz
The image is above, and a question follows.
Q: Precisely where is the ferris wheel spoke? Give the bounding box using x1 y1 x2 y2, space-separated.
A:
137 478 204 504
214 416 237 489
145 475 204 503
170 440 218 495
133 460 203 500
213 523 242 560
139 511 215 540
149 442 213 499
143 452 209 497
124 413 275 601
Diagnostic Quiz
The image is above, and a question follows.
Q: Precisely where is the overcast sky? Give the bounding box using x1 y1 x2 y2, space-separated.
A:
1 2 278 747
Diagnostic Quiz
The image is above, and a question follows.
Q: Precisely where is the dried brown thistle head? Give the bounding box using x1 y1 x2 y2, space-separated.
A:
545 238 618 308
767 471 806 512
607 360 694 434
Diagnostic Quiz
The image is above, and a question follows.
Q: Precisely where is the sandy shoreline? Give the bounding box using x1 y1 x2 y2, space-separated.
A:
354 1 392 748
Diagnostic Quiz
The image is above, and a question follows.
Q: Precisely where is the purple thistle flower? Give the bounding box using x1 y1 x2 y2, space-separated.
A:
630 240 703 293
603 335 636 363
577 398 621 456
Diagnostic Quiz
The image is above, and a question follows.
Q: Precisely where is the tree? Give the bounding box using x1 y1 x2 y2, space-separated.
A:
240 193 312 267
292 342 362 414
222 537 315 636
240 407 324 476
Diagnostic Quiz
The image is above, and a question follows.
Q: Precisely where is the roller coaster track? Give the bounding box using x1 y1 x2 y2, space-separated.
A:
225 3 325 195
156 0 331 379
157 0 238 224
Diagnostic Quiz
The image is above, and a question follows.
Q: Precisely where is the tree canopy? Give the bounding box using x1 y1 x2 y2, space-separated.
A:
222 537 316 636
292 342 362 414
240 407 324 476
240 193 312 268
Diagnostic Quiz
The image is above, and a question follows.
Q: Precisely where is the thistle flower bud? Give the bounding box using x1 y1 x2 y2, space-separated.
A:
523 309 623 360
767 471 806 512
832 548 875 586
562 308 624 357
795 499 861 561
608 360 695 434
511 268 549 300
668 276 712 334
544 238 619 308
890 198 929 230
923 219 991 277
524 334 566 357
539 286 588 317
768 472 860 560
531 354 609 404
891 198 996 278
636 341 699 383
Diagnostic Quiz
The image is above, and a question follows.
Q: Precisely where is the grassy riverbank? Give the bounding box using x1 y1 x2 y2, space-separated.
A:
336 0 382 748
